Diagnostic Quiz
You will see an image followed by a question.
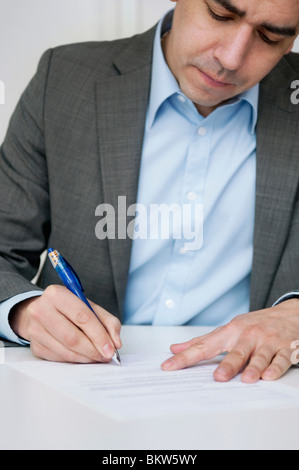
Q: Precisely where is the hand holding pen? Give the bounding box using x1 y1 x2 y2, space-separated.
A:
9 251 122 365
48 248 121 365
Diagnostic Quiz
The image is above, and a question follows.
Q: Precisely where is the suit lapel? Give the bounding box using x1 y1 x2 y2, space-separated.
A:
95 28 155 317
250 56 299 310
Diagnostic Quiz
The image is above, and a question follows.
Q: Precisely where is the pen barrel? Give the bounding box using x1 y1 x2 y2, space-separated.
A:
48 249 103 326
66 282 101 323
66 282 93 309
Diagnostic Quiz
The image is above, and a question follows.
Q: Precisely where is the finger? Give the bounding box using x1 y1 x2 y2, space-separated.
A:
45 286 116 359
28 291 106 362
214 342 254 382
241 345 275 383
262 348 293 381
30 340 66 363
162 332 226 371
40 306 108 363
30 310 107 363
170 337 202 354
170 328 224 354
89 301 122 350
30 333 106 364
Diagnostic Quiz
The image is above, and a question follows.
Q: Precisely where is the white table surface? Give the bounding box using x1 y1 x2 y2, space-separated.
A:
1 325 299 450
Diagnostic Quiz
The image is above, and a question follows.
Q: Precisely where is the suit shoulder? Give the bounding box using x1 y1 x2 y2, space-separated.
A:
284 51 299 73
49 38 131 75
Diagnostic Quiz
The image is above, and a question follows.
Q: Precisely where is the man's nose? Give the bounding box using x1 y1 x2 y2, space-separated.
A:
214 25 253 72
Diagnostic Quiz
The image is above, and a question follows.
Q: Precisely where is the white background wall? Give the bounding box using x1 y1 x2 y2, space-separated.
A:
0 0 172 142
1 0 299 143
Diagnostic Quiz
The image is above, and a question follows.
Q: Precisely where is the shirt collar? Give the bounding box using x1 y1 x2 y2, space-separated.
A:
239 83 259 134
147 11 180 129
148 11 259 134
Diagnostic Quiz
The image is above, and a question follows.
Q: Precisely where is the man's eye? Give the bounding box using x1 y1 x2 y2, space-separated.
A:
207 6 232 22
258 32 280 46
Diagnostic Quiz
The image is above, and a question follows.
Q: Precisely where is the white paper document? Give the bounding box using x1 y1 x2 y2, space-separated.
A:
8 353 299 421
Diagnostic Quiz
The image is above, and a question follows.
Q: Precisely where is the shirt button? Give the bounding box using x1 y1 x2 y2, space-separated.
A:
187 191 196 201
177 94 186 103
198 127 207 136
165 299 175 309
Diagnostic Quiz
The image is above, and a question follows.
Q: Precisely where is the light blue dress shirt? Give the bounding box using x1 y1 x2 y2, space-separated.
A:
122 14 258 326
0 13 296 343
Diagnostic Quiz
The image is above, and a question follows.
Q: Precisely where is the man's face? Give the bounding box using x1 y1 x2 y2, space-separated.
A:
164 0 299 115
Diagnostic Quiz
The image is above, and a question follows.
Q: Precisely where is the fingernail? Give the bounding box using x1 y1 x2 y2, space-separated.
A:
262 368 275 380
162 358 175 370
102 343 114 359
215 366 229 380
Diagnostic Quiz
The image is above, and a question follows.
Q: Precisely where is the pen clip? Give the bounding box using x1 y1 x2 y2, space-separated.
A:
61 256 85 292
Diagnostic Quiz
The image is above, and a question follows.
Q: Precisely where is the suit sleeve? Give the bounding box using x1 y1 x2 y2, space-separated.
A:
0 49 53 302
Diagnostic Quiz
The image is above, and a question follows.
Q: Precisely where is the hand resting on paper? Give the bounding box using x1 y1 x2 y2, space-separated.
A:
161 299 299 383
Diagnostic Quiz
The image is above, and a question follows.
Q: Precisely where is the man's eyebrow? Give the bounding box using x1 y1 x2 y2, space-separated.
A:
211 0 297 37
261 23 296 37
211 0 246 17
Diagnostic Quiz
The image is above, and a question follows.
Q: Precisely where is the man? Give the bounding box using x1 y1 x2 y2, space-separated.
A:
1 0 299 383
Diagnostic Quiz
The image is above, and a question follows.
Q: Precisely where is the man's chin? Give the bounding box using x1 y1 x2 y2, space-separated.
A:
182 88 238 115
180 80 238 107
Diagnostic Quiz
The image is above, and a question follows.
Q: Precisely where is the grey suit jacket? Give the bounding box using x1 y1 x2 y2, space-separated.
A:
1 24 299 322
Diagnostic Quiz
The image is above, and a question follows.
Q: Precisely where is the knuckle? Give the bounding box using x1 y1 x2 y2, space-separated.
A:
75 308 90 325
230 346 247 361
27 302 42 322
224 319 241 337
243 324 263 338
111 315 121 330
44 284 61 300
26 321 42 341
63 332 80 349
269 363 284 375
190 342 207 355
230 314 247 327
278 348 292 365
28 307 42 326
229 314 252 335
254 351 269 364
230 314 243 325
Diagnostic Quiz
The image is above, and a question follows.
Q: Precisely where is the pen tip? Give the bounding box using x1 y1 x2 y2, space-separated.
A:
114 350 121 366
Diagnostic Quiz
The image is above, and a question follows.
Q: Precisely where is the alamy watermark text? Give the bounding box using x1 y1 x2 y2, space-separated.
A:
95 196 204 251
290 80 299 105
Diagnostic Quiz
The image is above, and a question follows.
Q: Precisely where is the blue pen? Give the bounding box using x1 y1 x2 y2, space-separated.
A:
47 248 121 365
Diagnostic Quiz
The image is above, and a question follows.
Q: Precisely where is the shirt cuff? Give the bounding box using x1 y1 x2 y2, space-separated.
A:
272 292 299 368
0 291 43 345
272 291 299 307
